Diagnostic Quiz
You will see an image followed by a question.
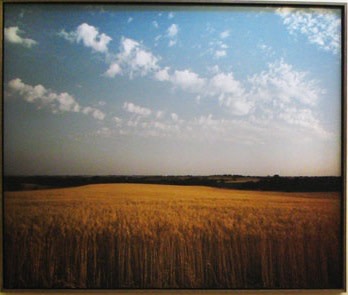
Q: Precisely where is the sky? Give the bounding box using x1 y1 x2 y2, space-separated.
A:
3 4 343 176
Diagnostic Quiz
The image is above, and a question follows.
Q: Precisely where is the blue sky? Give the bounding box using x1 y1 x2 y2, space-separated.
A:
3 4 343 176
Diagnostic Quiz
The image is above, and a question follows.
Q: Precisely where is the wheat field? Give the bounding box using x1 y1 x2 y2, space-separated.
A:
4 183 342 289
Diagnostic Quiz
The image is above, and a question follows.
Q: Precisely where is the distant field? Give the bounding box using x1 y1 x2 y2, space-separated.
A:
4 184 342 289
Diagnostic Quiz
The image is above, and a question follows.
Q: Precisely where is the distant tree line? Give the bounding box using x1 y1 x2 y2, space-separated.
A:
4 175 342 192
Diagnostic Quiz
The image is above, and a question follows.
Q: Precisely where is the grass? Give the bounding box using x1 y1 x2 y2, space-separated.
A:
4 183 343 289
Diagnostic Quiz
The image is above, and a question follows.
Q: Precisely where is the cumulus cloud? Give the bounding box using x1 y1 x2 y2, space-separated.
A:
210 72 244 96
104 63 122 78
167 24 179 47
279 107 319 129
258 43 275 57
154 67 250 117
171 113 179 122
98 34 328 137
120 110 260 143
96 127 112 137
219 30 230 39
58 29 76 42
60 23 112 53
196 114 216 127
170 69 205 92
248 59 321 106
167 24 178 38
123 102 152 116
76 23 112 53
227 99 254 116
156 110 165 119
115 105 182 138
8 78 105 120
154 67 170 81
105 37 159 78
207 72 246 106
209 40 229 59
169 40 177 47
246 60 328 137
215 50 226 58
82 106 106 120
113 116 123 125
208 72 250 115
5 26 37 48
153 59 325 129
111 59 328 139
276 8 341 54
8 78 80 113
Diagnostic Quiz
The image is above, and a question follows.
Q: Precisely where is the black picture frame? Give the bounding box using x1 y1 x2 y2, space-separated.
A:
1 0 347 292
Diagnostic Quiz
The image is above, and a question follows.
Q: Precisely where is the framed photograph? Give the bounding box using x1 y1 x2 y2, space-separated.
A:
2 0 346 291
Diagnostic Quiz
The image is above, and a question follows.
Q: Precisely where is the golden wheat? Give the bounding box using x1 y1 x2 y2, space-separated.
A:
4 184 342 288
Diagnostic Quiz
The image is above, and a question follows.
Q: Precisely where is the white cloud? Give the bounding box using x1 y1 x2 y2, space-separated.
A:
82 106 106 120
208 65 220 74
133 50 158 71
96 127 112 137
168 12 174 19
215 50 226 58
9 78 47 102
123 102 152 116
8 78 80 113
246 60 328 137
169 40 177 47
278 107 329 138
5 26 37 48
105 37 159 78
152 121 168 131
248 59 321 106
113 116 123 125
97 34 329 138
276 8 341 54
167 24 179 47
197 114 215 127
167 24 178 38
279 107 317 128
104 63 122 78
60 23 112 53
127 17 133 23
92 110 106 121
156 110 165 119
149 59 324 127
220 30 230 39
170 69 205 92
58 29 76 42
228 99 254 116
154 67 170 81
208 40 229 59
121 38 139 55
55 92 81 113
258 43 275 57
8 78 105 120
171 113 179 122
111 103 183 139
209 72 245 97
76 23 112 53
189 115 265 144
152 21 159 28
